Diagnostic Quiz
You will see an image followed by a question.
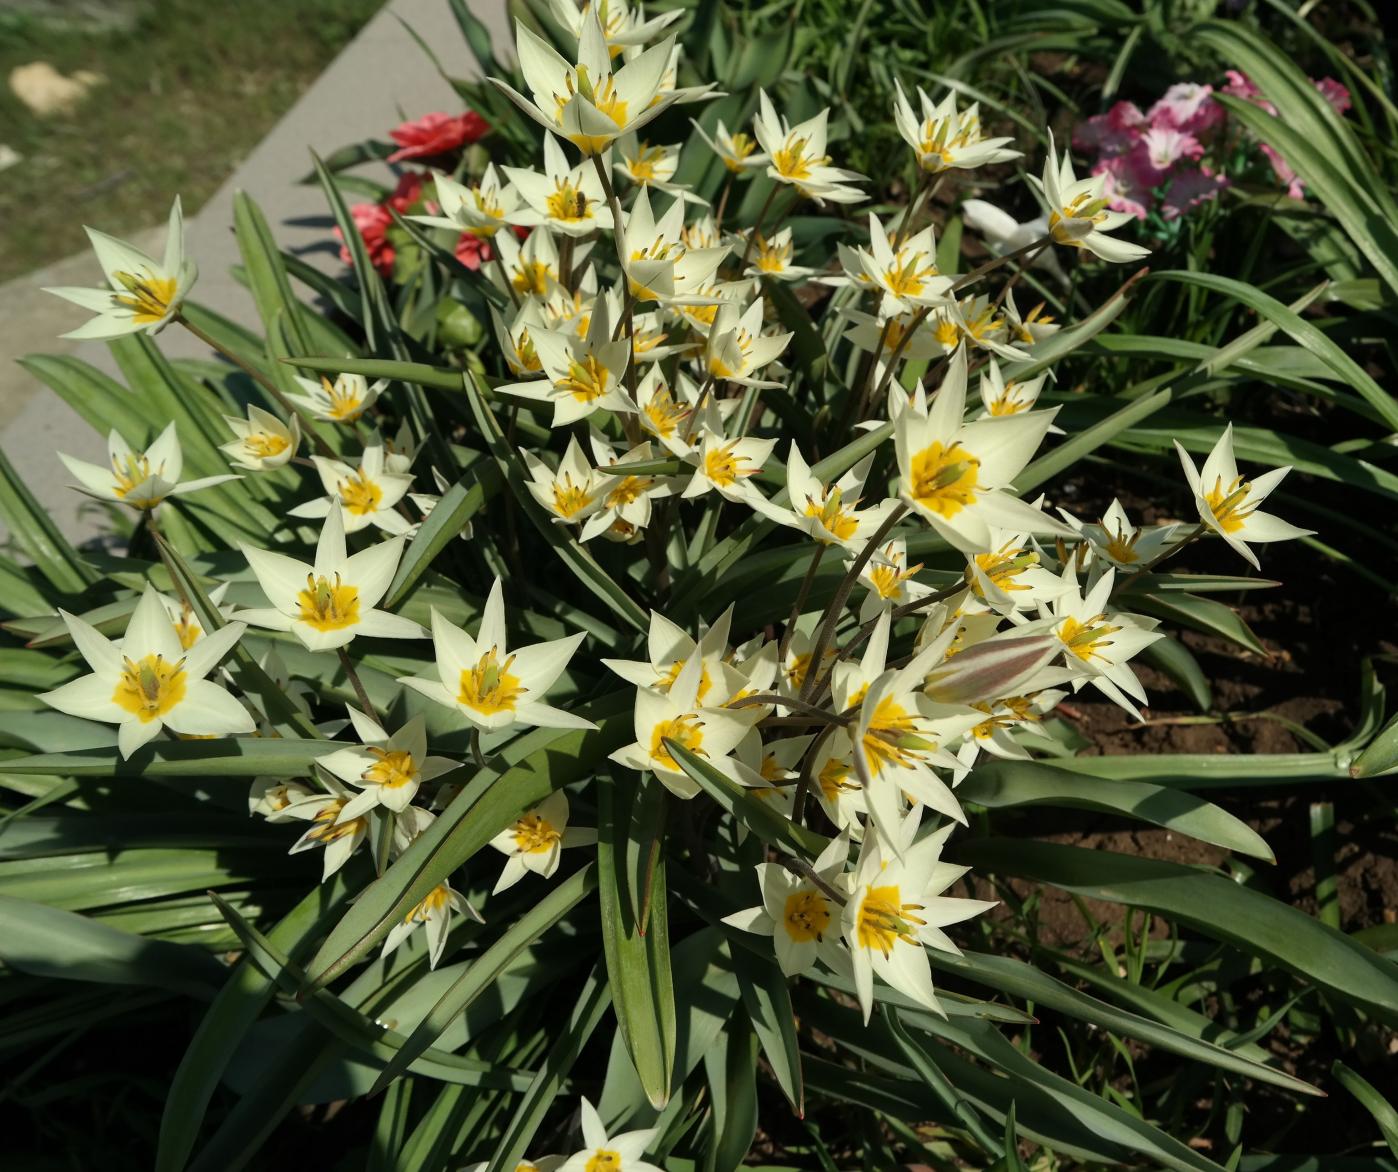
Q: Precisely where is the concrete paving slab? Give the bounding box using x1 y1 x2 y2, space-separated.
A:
1 0 511 552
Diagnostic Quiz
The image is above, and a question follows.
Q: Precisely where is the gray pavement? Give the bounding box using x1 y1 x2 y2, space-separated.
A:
0 0 511 550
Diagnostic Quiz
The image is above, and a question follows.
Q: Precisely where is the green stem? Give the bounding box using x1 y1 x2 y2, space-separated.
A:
336 647 377 721
778 543 826 664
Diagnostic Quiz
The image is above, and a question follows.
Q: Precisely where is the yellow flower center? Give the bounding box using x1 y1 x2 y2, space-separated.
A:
722 131 758 172
650 713 705 770
755 234 792 273
1058 614 1121 663
1049 193 1109 243
585 1152 622 1172
458 647 524 715
364 748 417 789
309 801 365 843
545 180 593 223
703 441 749 487
655 658 713 703
112 653 186 722
246 430 290 459
297 573 361 631
772 135 828 182
557 353 610 403
323 377 368 421
512 812 561 854
405 883 450 923
709 327 754 379
856 882 926 956
969 543 1038 596
111 451 163 505
818 756 859 802
868 552 921 600
642 386 689 438
917 112 981 170
552 473 596 519
783 889 831 942
606 475 650 508
113 269 177 324
1102 523 1142 563
338 471 384 516
804 487 859 543
986 379 1028 416
884 251 937 299
861 696 924 774
513 259 553 296
908 441 979 517
1204 475 1254 534
626 142 667 182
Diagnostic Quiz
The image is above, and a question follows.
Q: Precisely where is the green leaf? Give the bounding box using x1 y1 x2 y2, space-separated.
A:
1140 635 1211 712
1013 388 1173 494
1352 712 1398 778
885 1010 999 1153
0 894 224 998
731 942 804 1117
598 772 676 1108
960 760 1273 860
0 444 93 593
954 839 1398 1026
1334 1060 1398 1159
0 738 337 778
666 739 826 859
285 354 466 392
369 865 596 1092
705 1011 761 1172
484 963 611 1172
306 699 628 988
1150 270 1398 430
384 462 499 609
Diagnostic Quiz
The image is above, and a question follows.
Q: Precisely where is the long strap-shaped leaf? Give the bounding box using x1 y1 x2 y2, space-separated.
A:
955 838 1398 1027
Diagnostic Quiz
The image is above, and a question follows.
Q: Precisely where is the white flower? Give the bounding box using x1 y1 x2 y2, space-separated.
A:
681 429 777 508
604 606 745 706
158 583 234 651
745 227 813 282
692 117 768 174
752 91 866 205
893 82 1020 174
854 539 935 623
609 651 760 798
895 348 1068 552
505 133 614 237
238 507 426 652
960 198 1067 285
976 361 1049 420
842 307 941 393
493 226 563 299
928 294 1027 362
60 422 238 511
781 446 897 551
494 13 678 156
383 878 471 969
558 1098 662 1172
45 196 196 338
319 710 457 819
1002 287 1062 347
488 790 596 893
633 367 708 456
280 793 370 880
521 435 607 524
289 445 414 536
704 297 791 386
613 135 703 203
620 187 729 305
843 806 996 1023
220 405 300 471
287 371 386 424
39 585 254 758
1046 566 1163 719
499 298 632 426
582 437 677 542
465 1158 564 1172
1174 425 1312 569
410 164 520 238
855 213 953 316
723 832 851 976
399 578 593 733
1062 499 1179 570
963 529 1066 617
248 777 317 819
1032 133 1150 263
550 0 682 54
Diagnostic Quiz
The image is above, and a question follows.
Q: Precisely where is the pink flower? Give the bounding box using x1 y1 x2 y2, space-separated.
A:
454 231 493 270
387 111 489 163
1160 166 1229 220
1259 144 1305 199
1092 154 1152 220
385 170 434 215
1148 83 1224 135
1074 100 1146 156
1221 69 1269 110
1139 126 1204 175
1314 77 1351 116
336 203 395 275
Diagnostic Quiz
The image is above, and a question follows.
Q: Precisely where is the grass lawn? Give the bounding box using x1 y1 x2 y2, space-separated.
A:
0 0 384 282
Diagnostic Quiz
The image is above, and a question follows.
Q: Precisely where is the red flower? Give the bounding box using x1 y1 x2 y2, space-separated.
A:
387 111 489 162
336 202 395 276
386 170 431 213
454 231 493 271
